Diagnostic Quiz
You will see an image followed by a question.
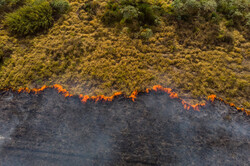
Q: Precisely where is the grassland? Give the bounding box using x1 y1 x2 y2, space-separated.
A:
0 0 249 108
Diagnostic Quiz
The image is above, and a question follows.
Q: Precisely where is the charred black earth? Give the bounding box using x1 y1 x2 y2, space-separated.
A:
0 89 249 166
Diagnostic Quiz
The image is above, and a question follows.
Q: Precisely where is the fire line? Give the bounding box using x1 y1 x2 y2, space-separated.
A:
3 84 249 116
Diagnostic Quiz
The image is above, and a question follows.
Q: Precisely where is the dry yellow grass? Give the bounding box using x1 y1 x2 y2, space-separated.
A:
0 0 249 108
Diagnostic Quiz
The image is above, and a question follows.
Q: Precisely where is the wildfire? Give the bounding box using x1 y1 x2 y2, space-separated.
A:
79 92 123 103
7 84 249 116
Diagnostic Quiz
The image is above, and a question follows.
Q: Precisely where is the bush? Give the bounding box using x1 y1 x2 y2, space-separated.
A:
50 0 69 15
4 1 53 36
172 0 219 18
0 0 21 7
172 0 201 20
185 0 201 16
0 0 6 6
140 28 153 39
120 5 139 23
101 0 161 31
5 0 26 7
0 0 25 11
0 0 6 12
137 3 158 25
217 31 234 44
83 0 99 15
171 0 249 26
246 13 250 26
217 0 249 26
101 2 122 25
217 0 250 23
202 0 217 14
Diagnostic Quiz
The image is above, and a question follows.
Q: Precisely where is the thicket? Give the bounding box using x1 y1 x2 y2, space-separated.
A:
0 0 7 8
50 0 70 16
0 0 27 15
98 0 249 40
171 0 250 26
4 1 53 36
3 0 70 36
217 0 250 27
101 0 165 33
0 0 25 9
82 0 100 15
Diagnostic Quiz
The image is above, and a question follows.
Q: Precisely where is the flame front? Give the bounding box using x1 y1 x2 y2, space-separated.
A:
11 84 249 116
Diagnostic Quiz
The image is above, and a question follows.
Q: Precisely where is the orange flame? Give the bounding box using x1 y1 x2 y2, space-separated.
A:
208 94 216 102
4 84 248 116
129 90 138 102
79 91 123 103
53 84 73 97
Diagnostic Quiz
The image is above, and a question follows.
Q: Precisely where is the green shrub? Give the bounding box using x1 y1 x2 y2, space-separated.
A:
0 0 6 13
50 0 69 15
217 0 249 26
4 1 53 36
171 0 249 26
101 1 123 25
185 0 201 16
101 0 161 31
83 0 99 15
172 0 201 20
0 0 21 7
202 0 217 14
120 5 139 23
0 0 6 6
140 28 153 39
0 0 25 11
137 3 158 25
0 0 27 8
246 13 250 26
172 0 219 19
217 31 234 44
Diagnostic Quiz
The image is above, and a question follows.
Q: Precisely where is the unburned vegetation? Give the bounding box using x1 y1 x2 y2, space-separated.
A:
0 0 249 108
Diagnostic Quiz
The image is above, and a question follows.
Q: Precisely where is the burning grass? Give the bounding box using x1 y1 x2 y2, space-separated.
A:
1 85 249 165
0 0 249 109
10 84 250 116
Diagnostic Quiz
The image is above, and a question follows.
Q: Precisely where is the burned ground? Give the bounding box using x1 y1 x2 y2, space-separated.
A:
0 89 249 166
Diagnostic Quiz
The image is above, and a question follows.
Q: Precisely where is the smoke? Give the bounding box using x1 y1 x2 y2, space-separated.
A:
0 92 18 139
0 91 20 160
0 89 249 166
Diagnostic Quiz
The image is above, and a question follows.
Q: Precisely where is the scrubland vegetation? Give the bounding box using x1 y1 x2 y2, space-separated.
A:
0 0 249 108
2 0 69 36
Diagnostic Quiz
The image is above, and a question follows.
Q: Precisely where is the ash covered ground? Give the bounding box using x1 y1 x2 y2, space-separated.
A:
0 89 249 166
